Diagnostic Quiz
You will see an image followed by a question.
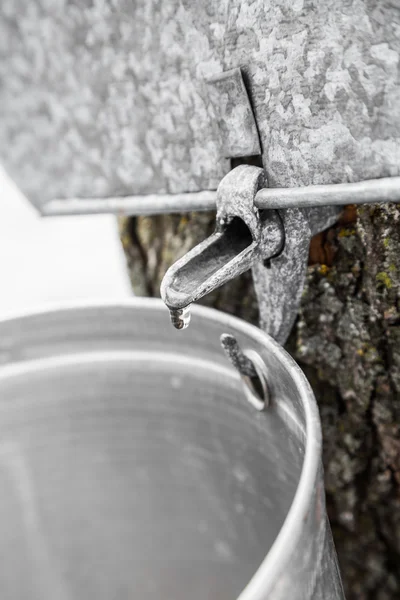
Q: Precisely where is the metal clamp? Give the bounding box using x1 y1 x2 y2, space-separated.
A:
160 163 342 343
160 164 285 333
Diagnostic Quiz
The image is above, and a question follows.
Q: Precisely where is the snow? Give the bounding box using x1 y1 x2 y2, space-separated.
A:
0 167 132 315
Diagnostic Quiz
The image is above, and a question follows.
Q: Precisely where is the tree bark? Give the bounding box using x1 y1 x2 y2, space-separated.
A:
120 202 400 600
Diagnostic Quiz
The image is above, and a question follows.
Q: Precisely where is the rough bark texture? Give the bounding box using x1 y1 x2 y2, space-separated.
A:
120 203 400 600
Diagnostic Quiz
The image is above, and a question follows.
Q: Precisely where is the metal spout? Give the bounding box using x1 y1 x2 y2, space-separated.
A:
160 211 284 327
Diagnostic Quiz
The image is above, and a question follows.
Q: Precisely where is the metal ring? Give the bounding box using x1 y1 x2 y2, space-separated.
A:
240 349 270 411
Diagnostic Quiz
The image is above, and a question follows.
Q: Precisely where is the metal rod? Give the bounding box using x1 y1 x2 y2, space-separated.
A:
255 176 400 209
41 190 218 217
41 176 400 217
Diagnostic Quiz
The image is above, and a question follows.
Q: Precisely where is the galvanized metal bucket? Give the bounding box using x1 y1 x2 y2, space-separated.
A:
0 299 344 600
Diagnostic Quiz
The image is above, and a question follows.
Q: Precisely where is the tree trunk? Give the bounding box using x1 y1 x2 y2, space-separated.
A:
120 202 400 600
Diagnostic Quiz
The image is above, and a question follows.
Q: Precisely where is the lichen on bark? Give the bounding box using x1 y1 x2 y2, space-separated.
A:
120 202 400 600
297 203 400 600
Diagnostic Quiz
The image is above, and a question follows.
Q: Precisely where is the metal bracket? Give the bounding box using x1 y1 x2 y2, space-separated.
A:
160 165 284 330
160 164 340 343
206 68 261 159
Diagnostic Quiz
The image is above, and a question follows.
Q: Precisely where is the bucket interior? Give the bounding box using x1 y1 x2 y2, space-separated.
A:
0 303 308 600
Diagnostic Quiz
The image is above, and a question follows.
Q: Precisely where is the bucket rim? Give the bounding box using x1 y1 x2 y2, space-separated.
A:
0 297 322 599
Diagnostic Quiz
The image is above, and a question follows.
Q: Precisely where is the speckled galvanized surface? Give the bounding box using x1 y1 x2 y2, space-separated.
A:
206 68 261 158
1 1 400 208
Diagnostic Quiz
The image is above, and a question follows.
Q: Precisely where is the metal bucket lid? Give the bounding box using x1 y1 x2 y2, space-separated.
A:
1 2 399 211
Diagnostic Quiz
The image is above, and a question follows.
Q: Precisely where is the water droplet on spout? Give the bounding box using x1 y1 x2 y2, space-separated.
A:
169 305 191 330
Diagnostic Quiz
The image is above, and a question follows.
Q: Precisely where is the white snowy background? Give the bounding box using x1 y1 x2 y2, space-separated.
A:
0 167 131 314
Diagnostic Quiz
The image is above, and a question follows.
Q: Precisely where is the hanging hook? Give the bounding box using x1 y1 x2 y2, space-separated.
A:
220 333 270 410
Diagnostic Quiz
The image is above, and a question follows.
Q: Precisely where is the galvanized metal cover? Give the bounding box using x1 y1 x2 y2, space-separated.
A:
0 1 399 209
